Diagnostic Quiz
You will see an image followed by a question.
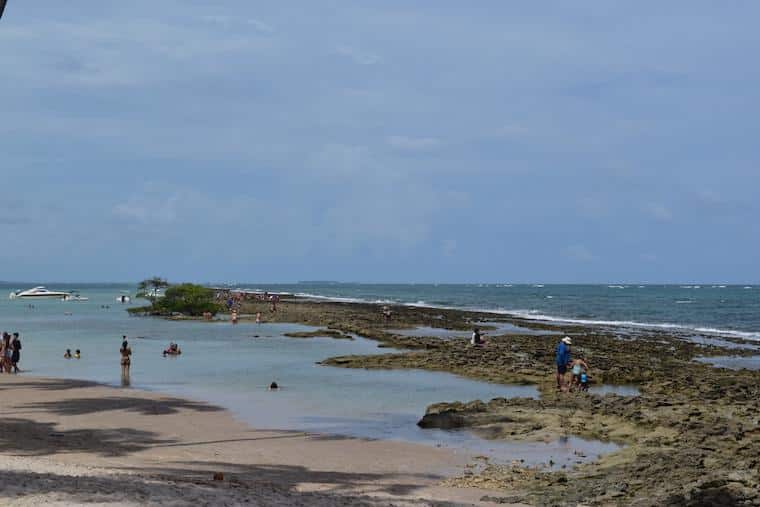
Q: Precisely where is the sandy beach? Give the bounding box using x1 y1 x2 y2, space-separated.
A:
0 375 507 506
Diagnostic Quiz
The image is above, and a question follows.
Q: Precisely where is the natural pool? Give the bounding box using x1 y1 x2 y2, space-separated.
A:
695 355 760 371
391 321 558 340
3 288 624 466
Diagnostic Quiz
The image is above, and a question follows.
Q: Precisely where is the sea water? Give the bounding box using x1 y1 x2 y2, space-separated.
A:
247 282 760 341
2 282 757 465
0 285 541 452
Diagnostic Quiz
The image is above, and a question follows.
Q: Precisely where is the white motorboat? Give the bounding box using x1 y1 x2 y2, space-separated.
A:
64 293 89 302
9 286 71 300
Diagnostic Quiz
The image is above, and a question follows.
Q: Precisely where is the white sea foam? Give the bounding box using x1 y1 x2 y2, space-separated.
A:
508 311 760 341
288 291 760 342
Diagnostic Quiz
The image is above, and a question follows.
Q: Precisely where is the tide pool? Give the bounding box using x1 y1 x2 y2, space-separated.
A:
2 286 540 454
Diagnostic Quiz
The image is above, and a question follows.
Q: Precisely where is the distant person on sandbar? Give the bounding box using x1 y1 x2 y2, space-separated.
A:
64 349 72 359
471 328 485 346
120 340 132 378
270 294 279 313
555 336 572 391
382 306 392 323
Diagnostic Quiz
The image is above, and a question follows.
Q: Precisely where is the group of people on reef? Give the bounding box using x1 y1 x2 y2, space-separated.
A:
63 349 81 359
463 323 591 393
0 332 22 373
555 336 591 392
215 290 281 316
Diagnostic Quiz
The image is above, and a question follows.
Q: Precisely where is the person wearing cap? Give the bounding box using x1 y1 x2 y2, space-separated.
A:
555 336 572 391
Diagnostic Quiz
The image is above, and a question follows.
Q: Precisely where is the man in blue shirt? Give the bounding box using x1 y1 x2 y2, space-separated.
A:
555 336 572 391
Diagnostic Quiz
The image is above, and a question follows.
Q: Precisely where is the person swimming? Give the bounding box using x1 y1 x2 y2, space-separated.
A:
163 342 181 356
74 349 81 359
268 381 279 390
64 349 72 359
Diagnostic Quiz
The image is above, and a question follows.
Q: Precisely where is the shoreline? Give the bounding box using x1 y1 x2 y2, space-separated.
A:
210 286 760 342
206 288 760 345
0 375 500 506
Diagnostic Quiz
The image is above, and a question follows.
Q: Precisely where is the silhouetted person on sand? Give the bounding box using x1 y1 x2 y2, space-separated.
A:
11 333 21 373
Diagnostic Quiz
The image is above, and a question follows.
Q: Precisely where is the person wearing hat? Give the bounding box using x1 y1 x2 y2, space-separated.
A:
555 336 572 391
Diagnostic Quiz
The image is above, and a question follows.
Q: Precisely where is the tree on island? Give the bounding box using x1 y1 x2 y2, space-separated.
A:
129 283 220 317
137 276 169 301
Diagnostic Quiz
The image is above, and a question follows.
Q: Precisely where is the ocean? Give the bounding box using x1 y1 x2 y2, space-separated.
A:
0 282 757 465
234 283 760 341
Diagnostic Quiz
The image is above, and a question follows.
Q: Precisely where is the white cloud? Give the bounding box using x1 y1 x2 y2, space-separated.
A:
335 46 380 65
201 15 274 33
644 203 673 222
387 136 441 152
564 245 597 262
307 144 372 178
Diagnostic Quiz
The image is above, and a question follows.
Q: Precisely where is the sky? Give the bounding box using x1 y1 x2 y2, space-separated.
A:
1 1 759 284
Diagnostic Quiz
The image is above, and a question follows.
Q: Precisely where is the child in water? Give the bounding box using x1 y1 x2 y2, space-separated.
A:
64 349 72 359
580 372 590 392
571 358 590 391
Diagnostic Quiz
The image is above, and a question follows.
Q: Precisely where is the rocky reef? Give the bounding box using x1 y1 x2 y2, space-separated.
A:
234 296 760 506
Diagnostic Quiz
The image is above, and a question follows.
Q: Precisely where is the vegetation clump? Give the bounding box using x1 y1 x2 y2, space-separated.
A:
129 282 219 317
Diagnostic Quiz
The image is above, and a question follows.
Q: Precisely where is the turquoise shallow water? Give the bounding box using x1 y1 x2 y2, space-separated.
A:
0 284 574 462
12 282 734 466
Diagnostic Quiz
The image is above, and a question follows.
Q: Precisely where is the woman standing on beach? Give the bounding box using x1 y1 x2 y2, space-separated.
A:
11 332 21 373
2 333 12 373
120 339 132 380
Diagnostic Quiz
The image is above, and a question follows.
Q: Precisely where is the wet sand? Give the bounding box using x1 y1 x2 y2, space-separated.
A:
0 376 511 506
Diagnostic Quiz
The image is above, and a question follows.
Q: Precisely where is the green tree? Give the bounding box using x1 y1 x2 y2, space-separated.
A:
151 284 220 316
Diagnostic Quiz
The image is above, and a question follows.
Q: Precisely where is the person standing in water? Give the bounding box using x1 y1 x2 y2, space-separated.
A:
120 339 132 380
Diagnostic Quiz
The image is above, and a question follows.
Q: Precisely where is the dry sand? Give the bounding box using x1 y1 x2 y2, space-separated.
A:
0 376 516 506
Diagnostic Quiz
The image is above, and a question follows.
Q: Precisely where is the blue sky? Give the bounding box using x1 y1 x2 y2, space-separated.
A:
1 2 758 283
